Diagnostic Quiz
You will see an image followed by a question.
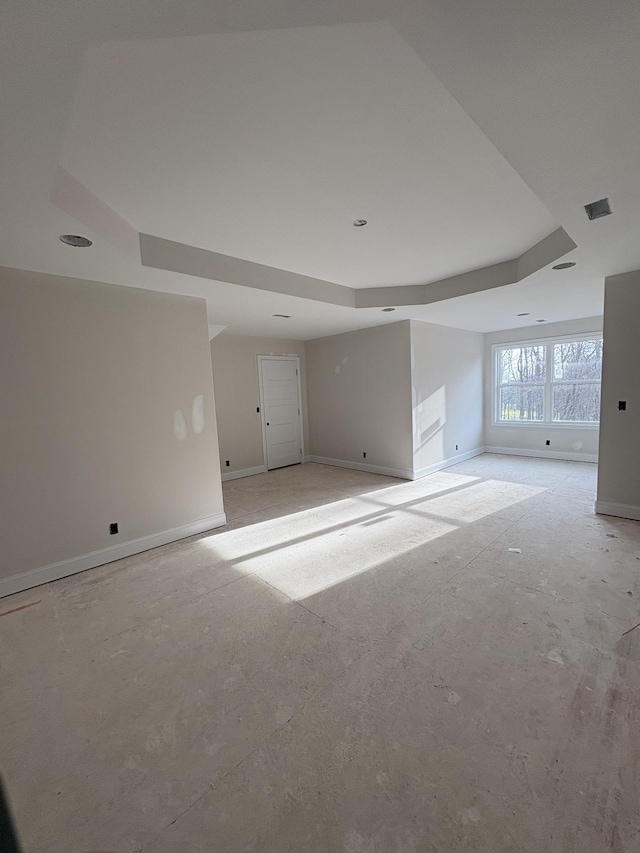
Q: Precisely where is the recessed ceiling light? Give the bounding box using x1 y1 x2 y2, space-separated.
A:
381 308 395 312
536 319 546 323
584 198 612 220
59 234 93 247
273 314 291 318
552 261 576 270
353 219 367 227
517 312 530 317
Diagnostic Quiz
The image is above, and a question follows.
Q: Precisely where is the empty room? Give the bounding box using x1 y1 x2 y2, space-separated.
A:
2 1 640 851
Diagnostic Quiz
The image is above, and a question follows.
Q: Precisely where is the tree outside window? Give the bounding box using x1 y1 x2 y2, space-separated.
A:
495 336 602 425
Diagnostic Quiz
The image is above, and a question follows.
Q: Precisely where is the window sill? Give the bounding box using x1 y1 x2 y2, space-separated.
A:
491 421 599 430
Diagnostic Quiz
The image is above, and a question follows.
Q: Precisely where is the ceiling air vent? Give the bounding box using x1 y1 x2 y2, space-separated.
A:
584 198 612 220
59 234 93 247
273 314 291 318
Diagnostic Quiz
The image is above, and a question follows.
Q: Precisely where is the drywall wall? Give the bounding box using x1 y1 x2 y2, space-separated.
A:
484 316 603 461
596 272 640 518
410 320 484 476
0 267 224 595
210 335 308 477
306 321 413 477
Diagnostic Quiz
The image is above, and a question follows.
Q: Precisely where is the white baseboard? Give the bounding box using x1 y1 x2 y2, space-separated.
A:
594 501 640 521
484 446 597 464
0 513 227 599
308 455 413 480
222 465 266 482
223 458 310 481
308 448 485 481
412 447 485 480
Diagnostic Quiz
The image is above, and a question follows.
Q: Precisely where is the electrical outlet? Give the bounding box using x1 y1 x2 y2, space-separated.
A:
455 444 458 451
109 522 119 535
545 440 551 446
225 460 230 467
363 452 367 459
619 401 627 411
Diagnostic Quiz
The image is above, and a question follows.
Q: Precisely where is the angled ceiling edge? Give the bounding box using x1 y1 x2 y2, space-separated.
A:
140 227 577 309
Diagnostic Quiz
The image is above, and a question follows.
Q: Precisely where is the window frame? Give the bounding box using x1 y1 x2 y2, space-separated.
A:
492 332 603 429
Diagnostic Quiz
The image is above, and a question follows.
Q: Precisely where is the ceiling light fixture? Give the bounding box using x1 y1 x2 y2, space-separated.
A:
584 198 612 220
552 261 576 270
353 219 367 227
517 312 530 317
59 234 93 247
381 308 395 312
273 314 291 318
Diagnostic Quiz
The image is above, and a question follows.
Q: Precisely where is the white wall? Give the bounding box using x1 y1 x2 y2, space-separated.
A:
484 316 603 462
410 320 484 476
0 267 224 597
210 334 308 478
596 272 640 519
306 322 413 477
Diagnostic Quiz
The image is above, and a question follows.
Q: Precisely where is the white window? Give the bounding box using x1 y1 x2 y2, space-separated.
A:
493 334 602 427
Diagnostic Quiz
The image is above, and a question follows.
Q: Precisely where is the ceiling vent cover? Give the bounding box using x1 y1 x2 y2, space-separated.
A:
584 198 612 220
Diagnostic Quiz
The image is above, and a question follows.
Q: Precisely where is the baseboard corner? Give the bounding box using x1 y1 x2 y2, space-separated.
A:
411 447 485 480
221 465 267 482
594 500 640 521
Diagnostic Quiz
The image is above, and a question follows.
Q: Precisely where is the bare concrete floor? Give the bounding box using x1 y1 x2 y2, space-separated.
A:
2 455 640 852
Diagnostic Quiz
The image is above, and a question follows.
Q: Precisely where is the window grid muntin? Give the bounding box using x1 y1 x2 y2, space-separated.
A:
493 333 602 427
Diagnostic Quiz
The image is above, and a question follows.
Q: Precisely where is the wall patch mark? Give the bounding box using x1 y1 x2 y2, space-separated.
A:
174 409 187 441
192 394 205 434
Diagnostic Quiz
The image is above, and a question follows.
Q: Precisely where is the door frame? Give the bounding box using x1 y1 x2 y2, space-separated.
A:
257 354 304 471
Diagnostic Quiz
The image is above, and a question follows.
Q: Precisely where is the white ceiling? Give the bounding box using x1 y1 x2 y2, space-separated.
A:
60 22 557 288
2 0 638 339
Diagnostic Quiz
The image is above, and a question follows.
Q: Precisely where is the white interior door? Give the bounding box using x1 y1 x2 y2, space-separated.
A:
258 356 303 470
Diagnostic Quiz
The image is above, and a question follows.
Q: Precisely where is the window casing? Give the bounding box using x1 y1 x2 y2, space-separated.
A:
492 333 602 427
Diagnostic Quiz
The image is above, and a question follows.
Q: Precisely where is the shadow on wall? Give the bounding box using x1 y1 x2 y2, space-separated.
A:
0 776 23 853
413 385 446 467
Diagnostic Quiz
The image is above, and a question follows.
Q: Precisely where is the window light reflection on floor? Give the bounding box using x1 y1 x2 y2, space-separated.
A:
200 473 544 601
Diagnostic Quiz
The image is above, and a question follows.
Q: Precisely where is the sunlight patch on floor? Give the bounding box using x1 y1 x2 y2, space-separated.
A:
200 473 545 600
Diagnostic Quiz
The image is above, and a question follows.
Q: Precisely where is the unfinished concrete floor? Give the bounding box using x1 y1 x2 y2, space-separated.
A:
2 455 640 852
